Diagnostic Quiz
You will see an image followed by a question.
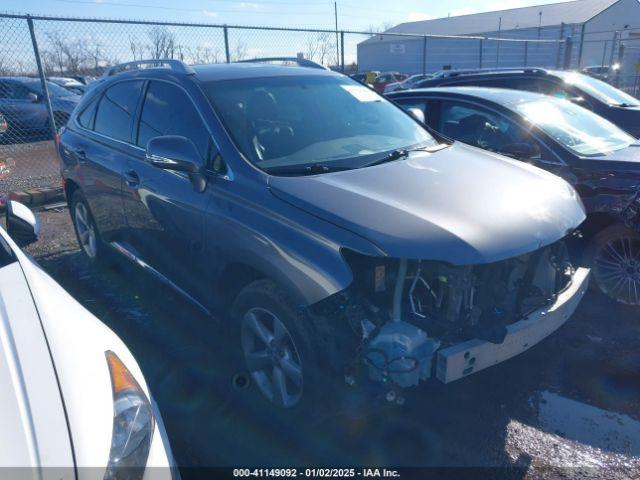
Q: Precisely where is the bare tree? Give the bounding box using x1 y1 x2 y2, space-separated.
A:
231 41 248 62
367 21 395 35
305 33 336 66
187 45 221 64
147 27 177 59
44 31 87 75
129 35 146 61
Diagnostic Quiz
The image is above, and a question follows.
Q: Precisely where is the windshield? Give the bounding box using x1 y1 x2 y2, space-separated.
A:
515 97 635 156
202 74 436 174
554 71 640 107
20 78 76 98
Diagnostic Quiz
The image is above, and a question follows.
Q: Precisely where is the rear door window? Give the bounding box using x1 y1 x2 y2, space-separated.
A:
136 81 210 161
94 80 144 143
395 99 433 124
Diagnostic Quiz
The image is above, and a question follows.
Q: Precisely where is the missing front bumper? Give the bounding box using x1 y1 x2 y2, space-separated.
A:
435 267 590 384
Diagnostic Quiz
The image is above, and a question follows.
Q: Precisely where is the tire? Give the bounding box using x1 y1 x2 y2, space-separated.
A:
230 279 341 415
586 223 640 305
70 189 103 263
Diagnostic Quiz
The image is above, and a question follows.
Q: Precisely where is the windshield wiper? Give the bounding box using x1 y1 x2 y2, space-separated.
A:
361 143 449 168
613 102 638 108
263 163 353 176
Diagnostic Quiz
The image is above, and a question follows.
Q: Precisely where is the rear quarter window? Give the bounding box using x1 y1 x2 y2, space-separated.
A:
76 96 99 130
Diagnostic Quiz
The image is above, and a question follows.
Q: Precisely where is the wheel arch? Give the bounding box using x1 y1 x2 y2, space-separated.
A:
63 177 80 203
213 245 355 311
580 212 624 241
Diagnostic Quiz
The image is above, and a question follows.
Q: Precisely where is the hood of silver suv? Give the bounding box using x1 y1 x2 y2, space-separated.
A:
269 143 586 264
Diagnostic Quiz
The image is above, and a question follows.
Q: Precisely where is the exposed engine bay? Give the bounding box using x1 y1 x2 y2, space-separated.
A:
314 241 577 394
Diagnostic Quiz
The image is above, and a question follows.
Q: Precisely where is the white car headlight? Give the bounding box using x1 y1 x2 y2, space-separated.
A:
104 351 155 480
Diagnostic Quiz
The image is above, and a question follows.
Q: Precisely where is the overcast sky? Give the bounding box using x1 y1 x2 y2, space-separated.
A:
3 0 564 30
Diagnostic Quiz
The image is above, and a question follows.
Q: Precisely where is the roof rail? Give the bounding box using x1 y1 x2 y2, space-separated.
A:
435 67 548 78
102 59 195 77
238 57 329 70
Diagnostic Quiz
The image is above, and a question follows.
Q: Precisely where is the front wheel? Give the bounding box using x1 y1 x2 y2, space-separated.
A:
587 224 640 305
231 279 339 413
70 190 102 263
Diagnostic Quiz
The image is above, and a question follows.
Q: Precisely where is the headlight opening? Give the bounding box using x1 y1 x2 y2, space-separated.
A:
104 351 155 480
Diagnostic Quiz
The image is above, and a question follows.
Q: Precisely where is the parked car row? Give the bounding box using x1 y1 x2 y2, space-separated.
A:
56 58 590 415
349 70 414 93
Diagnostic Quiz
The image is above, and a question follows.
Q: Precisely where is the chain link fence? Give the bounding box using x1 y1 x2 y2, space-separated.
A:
0 12 638 196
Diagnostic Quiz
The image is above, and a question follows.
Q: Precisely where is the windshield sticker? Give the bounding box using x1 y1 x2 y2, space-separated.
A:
341 84 381 102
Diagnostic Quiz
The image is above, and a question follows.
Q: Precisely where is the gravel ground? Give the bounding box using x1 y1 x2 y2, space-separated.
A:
12 206 640 479
0 140 60 194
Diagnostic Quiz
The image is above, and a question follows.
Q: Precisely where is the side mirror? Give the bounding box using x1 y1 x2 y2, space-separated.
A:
6 200 39 247
499 142 540 160
27 92 39 103
146 135 202 173
407 107 425 123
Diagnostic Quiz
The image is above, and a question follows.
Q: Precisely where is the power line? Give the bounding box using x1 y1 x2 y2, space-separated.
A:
53 0 332 14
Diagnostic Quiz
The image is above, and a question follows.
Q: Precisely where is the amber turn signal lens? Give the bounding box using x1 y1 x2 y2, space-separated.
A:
105 350 142 394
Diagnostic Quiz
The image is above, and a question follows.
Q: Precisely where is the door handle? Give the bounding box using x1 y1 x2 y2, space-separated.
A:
75 148 87 163
124 169 140 188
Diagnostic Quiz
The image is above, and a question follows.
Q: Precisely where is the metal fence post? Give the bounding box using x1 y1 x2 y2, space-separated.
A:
223 25 230 63
563 37 573 70
524 41 528 67
601 40 608 68
577 24 585 68
555 22 565 68
608 31 618 68
615 40 624 87
479 39 483 69
26 15 57 140
340 31 345 72
422 36 427 75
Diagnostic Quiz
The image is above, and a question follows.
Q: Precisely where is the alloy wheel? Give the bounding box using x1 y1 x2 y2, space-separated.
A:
74 202 97 259
240 307 303 408
593 236 640 305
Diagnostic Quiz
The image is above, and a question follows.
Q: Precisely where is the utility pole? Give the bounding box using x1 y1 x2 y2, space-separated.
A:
334 1 339 70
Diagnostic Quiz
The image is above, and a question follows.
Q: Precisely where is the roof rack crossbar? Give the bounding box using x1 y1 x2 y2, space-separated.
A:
102 59 195 77
437 67 548 78
238 57 328 70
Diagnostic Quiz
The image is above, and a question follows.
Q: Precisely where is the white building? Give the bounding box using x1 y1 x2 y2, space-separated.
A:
357 0 640 75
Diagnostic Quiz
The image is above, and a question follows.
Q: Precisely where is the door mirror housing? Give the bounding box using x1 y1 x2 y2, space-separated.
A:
499 142 540 160
407 107 425 123
146 135 202 173
27 92 39 103
6 200 39 247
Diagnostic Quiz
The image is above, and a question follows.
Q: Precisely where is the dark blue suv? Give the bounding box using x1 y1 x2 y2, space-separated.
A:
59 59 588 412
416 68 640 137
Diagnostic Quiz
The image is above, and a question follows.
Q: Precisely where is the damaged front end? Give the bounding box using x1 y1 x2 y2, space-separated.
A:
312 241 590 394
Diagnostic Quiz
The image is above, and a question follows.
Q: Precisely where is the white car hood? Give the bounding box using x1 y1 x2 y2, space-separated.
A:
0 228 174 476
0 261 74 471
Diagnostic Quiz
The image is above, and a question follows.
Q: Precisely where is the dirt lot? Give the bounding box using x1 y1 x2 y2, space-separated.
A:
0 140 60 194
15 206 640 479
